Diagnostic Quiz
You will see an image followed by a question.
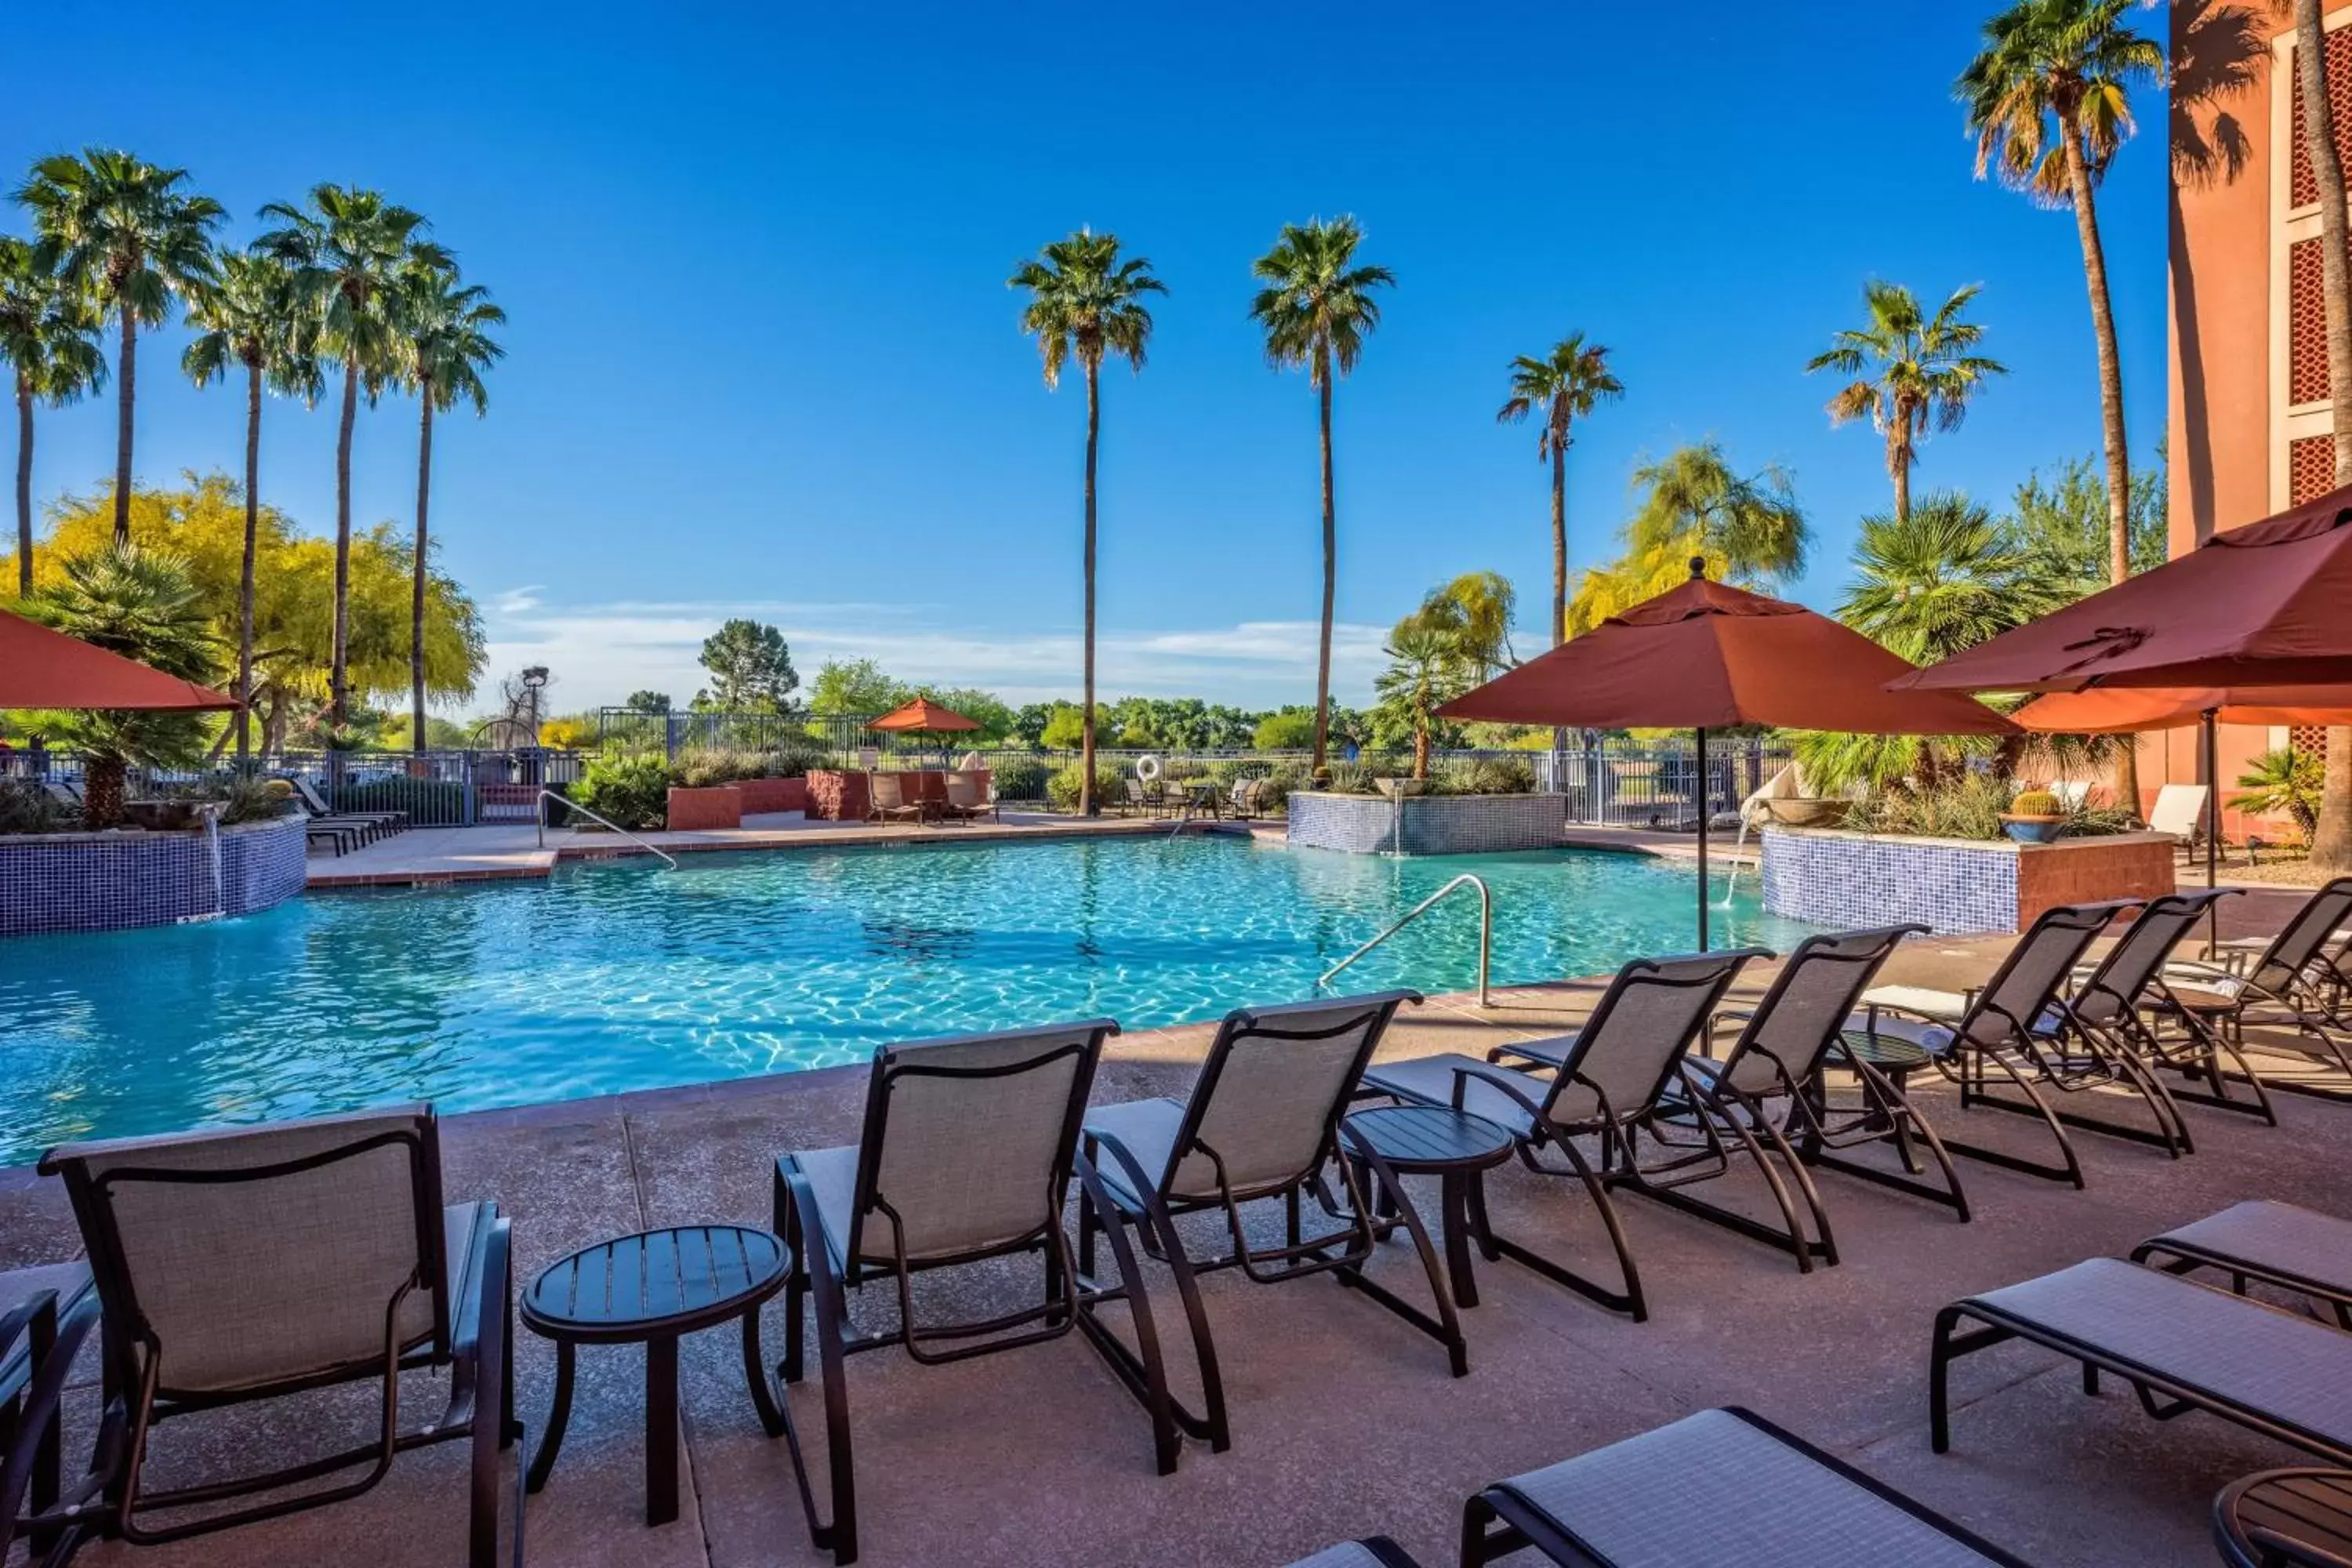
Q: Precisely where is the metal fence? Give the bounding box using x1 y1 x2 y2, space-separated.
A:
3 748 589 828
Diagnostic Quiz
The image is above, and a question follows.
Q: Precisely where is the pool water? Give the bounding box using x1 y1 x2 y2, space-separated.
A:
0 837 1815 1163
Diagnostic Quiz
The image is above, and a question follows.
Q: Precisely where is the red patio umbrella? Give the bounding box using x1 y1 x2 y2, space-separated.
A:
0 607 238 710
865 697 982 735
1437 561 2015 947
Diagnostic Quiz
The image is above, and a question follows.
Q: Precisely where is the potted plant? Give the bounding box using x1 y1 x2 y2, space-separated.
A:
1999 787 2067 844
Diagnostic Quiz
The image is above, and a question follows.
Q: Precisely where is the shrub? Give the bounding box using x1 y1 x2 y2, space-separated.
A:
217 777 289 826
1046 761 1125 813
2231 749 2323 840
761 743 831 778
1450 757 1534 796
990 757 1051 801
0 781 75 836
669 748 766 788
1251 764 1310 816
569 753 670 830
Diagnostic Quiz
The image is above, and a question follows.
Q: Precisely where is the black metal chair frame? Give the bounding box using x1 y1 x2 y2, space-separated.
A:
0 1284 106 1568
2070 889 2281 1126
771 1020 1127 1567
41 1112 520 1566
1072 992 1454 1461
2132 1225 2352 1332
2166 878 2352 1104
290 776 408 839
2214 1468 2352 1568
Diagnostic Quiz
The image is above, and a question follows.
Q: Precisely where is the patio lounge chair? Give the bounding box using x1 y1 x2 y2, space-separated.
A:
1229 777 1263 819
1284 1541 1425 1567
291 775 407 840
865 771 928 826
1121 776 1156 818
1851 898 2158 1188
2065 887 2279 1125
1930 1258 2352 1467
1363 948 1768 1320
1464 1406 2036 1567
939 770 996 822
2132 1200 2352 1330
772 1020 1131 1566
38 1106 519 1565
2161 877 2352 1102
0 1261 104 1564
1074 992 1450 1458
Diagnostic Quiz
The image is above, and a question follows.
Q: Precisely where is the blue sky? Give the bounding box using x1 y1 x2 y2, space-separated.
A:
8 2 2167 714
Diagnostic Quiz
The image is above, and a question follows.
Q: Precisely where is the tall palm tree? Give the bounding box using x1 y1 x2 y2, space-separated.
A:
14 150 223 546
1250 216 1395 781
1567 441 1811 633
394 260 504 753
1497 334 1621 647
1008 228 1163 817
1959 0 2162 813
183 249 320 760
257 187 446 730
1806 281 2005 521
0 237 106 595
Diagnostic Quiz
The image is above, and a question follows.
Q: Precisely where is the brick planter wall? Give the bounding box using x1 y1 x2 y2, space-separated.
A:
733 777 809 815
2014 833 2180 927
665 786 743 831
1761 826 2177 935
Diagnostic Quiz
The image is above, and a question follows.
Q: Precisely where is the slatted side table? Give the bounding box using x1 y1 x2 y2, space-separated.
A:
2215 1468 2352 1568
521 1225 789 1526
1341 1105 1515 1310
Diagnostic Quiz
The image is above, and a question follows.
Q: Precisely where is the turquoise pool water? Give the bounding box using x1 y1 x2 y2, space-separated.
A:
0 837 1814 1163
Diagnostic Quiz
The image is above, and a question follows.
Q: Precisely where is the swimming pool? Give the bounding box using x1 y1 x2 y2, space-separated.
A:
0 837 1816 1163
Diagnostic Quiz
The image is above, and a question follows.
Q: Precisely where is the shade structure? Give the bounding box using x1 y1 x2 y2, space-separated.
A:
2012 685 2352 735
0 607 238 711
1894 483 2352 695
1436 564 2015 948
866 698 980 735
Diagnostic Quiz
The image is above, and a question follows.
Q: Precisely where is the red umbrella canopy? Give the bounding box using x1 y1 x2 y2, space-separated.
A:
866 697 981 734
1436 567 2015 735
2013 684 2352 734
1895 484 2352 695
0 607 238 711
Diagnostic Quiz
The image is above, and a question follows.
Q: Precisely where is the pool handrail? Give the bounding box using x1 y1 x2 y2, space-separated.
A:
1318 873 1491 1007
535 789 680 869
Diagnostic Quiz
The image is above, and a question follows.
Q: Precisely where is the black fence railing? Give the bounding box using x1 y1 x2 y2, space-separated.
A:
3 749 589 828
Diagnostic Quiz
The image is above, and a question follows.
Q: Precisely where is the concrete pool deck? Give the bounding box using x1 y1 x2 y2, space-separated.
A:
0 892 2342 1567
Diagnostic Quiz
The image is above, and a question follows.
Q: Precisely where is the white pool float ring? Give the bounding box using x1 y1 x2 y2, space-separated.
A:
1134 754 1162 783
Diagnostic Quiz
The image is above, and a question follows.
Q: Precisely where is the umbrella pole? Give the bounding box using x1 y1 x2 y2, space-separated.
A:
1696 727 1710 952
2203 709 2220 956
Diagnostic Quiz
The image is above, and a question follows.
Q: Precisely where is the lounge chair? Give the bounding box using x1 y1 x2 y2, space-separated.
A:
2161 877 2352 1102
1363 948 1768 1320
1464 1406 2036 1567
772 1020 1129 1566
302 815 369 857
291 775 407 840
2151 781 2263 867
2213 1467 2352 1568
865 771 928 826
1229 777 1263 819
1852 899 2154 1188
1285 1541 1424 1567
38 1107 519 1564
2133 1200 2352 1330
2068 888 2278 1125
1121 776 1156 818
1074 992 1450 1458
939 770 996 823
1931 1258 2352 1467
0 1261 103 1563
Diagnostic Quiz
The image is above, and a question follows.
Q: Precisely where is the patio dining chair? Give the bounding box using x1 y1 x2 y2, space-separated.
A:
2160 877 2352 1103
771 1019 1131 1566
939 770 996 822
865 771 928 826
38 1106 519 1566
1363 948 1768 1321
1073 991 1442 1458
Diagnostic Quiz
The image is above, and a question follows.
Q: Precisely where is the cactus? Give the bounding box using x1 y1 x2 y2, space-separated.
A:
2009 788 2060 817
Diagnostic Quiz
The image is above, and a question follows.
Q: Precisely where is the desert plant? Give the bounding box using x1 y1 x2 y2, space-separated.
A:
2231 749 2324 840
670 748 768 788
0 781 77 835
2009 788 2060 816
215 775 289 825
1454 756 1536 795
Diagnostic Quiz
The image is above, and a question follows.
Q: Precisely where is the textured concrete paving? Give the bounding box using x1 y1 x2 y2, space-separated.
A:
3 895 2343 1567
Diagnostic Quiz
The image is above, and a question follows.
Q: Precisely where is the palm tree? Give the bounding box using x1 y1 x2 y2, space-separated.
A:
394 260 504 753
14 150 223 546
1398 570 1518 679
1959 0 2162 812
1806 281 2005 520
257 187 446 731
1374 623 1471 781
1566 441 1810 632
0 237 106 595
1250 216 1396 780
1008 229 1163 816
1497 334 1621 647
183 250 320 761
1839 492 2063 666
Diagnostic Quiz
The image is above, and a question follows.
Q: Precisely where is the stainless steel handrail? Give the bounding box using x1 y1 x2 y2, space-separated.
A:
535 789 679 869
1317 873 1491 1007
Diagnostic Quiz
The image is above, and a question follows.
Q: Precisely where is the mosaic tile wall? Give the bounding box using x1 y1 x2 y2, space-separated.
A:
1760 828 2018 935
1287 792 1566 856
0 815 308 937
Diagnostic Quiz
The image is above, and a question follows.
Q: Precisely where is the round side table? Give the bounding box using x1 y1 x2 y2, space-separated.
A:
521 1224 788 1526
2215 1468 2352 1568
1341 1105 1515 1309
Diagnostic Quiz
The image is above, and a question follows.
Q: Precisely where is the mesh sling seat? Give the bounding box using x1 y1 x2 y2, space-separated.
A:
1462 1406 2036 1567
38 1106 519 1566
1073 992 1444 1457
0 1262 103 1567
2161 877 2352 1104
772 1020 1125 1567
1931 1258 2352 1467
1283 1540 1425 1567
1363 949 1768 1322
1851 899 2155 1189
2133 1200 2352 1330
940 771 996 822
864 772 927 826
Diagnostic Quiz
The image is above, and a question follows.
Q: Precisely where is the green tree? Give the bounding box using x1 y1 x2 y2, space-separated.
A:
24 544 221 825
14 149 223 547
1249 216 1395 779
393 259 503 753
1497 332 1622 645
624 689 671 713
909 685 1015 744
1841 492 2063 666
183 249 320 760
695 619 796 710
1806 281 2005 520
1372 625 1472 779
1040 702 1101 750
1570 442 1809 631
0 236 106 595
2232 749 2324 841
1397 571 1518 679
1253 708 1319 751
1010 229 1163 814
808 657 905 716
2005 450 2166 587
258 186 447 729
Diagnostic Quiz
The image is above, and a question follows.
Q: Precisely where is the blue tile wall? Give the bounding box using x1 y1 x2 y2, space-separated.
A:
1287 793 1566 856
0 816 308 937
1759 827 2016 935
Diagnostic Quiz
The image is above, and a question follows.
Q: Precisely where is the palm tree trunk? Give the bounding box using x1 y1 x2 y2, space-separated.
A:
1080 360 1100 817
2295 0 2352 873
1889 429 1911 522
2062 125 2141 817
112 308 136 548
1312 345 1337 783
412 383 434 756
14 376 32 598
83 755 125 829
238 361 261 764
331 359 358 731
1550 434 1568 646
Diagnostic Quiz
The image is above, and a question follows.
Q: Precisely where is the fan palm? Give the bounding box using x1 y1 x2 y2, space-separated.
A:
0 237 106 595
14 150 223 547
395 260 504 753
257 187 446 729
1806 281 2005 520
1497 333 1622 645
1374 623 1472 781
1250 216 1395 779
1838 492 2062 666
1008 229 1163 816
183 250 321 760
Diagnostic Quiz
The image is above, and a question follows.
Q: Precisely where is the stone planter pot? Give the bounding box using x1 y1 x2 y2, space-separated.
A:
1999 814 2067 844
1763 797 1849 829
1374 777 1432 799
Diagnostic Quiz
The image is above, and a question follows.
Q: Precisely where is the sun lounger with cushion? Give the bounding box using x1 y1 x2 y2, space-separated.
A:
2163 877 2352 1103
2132 1200 2352 1329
